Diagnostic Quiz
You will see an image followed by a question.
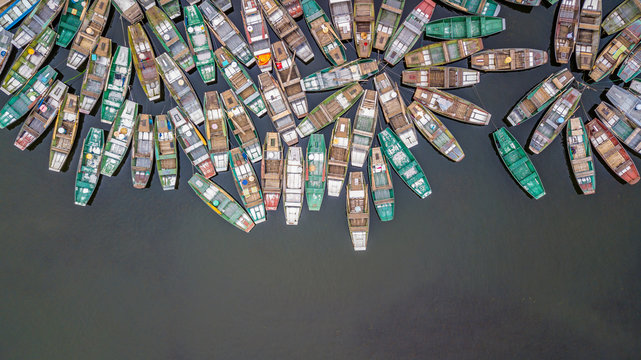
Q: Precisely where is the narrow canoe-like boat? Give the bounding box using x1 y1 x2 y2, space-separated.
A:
75 127 103 206
66 0 110 70
566 117 595 194
346 171 368 251
305 133 326 211
0 28 11 74
101 45 131 125
350 89 378 167
404 38 483 68
220 89 262 162
384 0 436 66
425 16 505 40
136 0 155 10
300 58 378 92
329 0 352 40
589 20 641 82
374 72 418 148
184 5 216 84
271 41 308 118
296 82 363 137
506 68 574 126
128 24 161 101
605 85 641 127
587 118 640 184
378 127 431 198
470 48 548 71
261 132 283 211
259 0 314 63
229 147 266 224
56 0 89 47
501 0 540 5
618 46 641 82
242 0 271 72
301 0 346 66
100 100 138 176
528 87 582 154
131 114 154 189
414 87 491 126
0 0 40 29
1 27 56 95
554 0 580 64
595 102 641 156
200 1 254 67
147 6 194 72
203 91 229 172
284 146 305 225
281 0 302 18
156 53 204 125
153 114 178 190
401 66 480 89
327 117 351 197
575 0 601 71
210 0 231 12
49 93 79 171
79 37 110 114
158 0 180 19
407 101 465 162
258 72 299 145
168 106 216 179
439 0 500 16
373 0 404 52
602 0 641 35
493 128 545 199
214 47 266 117
14 80 67 150
368 147 394 221
12 0 64 48
0 65 57 129
188 173 255 233
113 0 142 24
353 0 373 58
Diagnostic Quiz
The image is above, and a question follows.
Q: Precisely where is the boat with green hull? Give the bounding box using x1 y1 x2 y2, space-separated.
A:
154 114 178 190
404 38 483 68
184 5 216 84
1 27 56 95
407 101 465 162
158 0 180 19
12 0 65 48
56 0 89 47
438 0 500 16
305 133 326 211
373 0 404 52
100 100 138 176
128 23 161 102
301 0 346 66
78 37 111 114
230 147 266 224
378 128 431 198
131 114 154 189
49 93 79 172
200 0 255 67
0 65 57 129
384 0 435 65
493 127 545 199
214 47 266 117
595 102 641 156
566 117 595 195
528 87 582 154
147 5 194 72
368 147 394 222
75 127 104 206
602 0 641 35
425 16 505 40
296 82 363 137
300 59 378 92
101 45 131 125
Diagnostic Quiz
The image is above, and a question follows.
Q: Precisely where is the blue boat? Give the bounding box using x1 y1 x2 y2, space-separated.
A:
0 0 41 29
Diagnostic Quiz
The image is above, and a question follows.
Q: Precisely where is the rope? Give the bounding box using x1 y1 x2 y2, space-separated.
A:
472 84 498 131
64 70 86 84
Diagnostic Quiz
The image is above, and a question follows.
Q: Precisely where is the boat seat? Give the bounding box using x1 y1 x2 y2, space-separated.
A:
521 172 539 184
507 156 529 170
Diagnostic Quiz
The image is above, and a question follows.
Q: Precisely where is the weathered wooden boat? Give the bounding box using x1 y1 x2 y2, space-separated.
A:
242 0 271 72
346 171 368 251
14 80 67 150
229 147 266 224
78 37 110 114
368 147 394 222
402 66 480 89
158 0 180 19
595 102 641 156
301 0 346 66
284 146 304 225
327 117 351 197
210 0 231 12
101 45 131 125
630 78 641 95
554 0 580 64
566 117 595 194
281 0 302 18
74 127 103 206
100 100 137 176
0 65 57 129
528 87 582 154
49 93 79 171
155 53 204 126
384 0 435 66
575 0 601 71
589 20 641 82
154 114 178 190
12 0 64 48
220 89 262 162
168 106 217 179
506 68 574 126
350 89 377 167
587 118 640 184
184 5 216 84
493 127 545 199
605 85 641 127
200 1 254 67
261 132 283 211
136 0 155 10
147 6 194 72
66 0 110 70
374 72 417 147
56 0 89 47
271 41 308 118
131 114 154 189
128 24 161 101
0 28 11 74
404 38 483 68
214 48 266 117
470 48 548 71
305 134 326 211
425 16 505 40
438 0 500 16
203 91 229 172
619 45 641 82
259 0 313 63
258 72 299 146
329 0 352 40
373 0 404 52
378 127 431 198
112 0 143 23
300 58 378 92
602 0 641 35
500 0 540 6
353 0 373 58
296 82 363 137
0 0 40 29
413 88 489 126
1 27 56 95
407 101 465 162
188 173 256 233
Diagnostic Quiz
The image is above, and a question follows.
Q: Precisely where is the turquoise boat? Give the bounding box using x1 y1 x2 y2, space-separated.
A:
100 100 138 176
158 0 180 19
75 127 104 206
438 0 500 16
368 147 394 222
147 5 194 72
56 0 89 47
101 45 131 125
378 128 431 199
0 65 57 129
424 16 505 40
184 5 216 84
301 0 346 66
305 133 326 211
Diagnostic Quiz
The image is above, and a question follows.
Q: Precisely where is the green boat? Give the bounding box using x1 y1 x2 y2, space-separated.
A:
158 0 180 19
378 128 431 199
301 0 346 66
101 45 131 125
373 0 404 52
368 147 394 222
154 114 178 191
214 47 266 117
56 0 89 47
305 133 326 211
404 38 484 68
100 100 138 177
424 16 505 40
492 127 545 199
438 0 500 16
296 82 364 137
147 5 194 72
0 65 57 129
300 59 379 92
566 117 595 195
184 5 216 84
602 0 641 35
75 127 104 206
1 27 56 95
12 0 65 48
188 173 256 233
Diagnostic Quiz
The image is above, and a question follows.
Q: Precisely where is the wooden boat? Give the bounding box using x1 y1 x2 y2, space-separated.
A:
0 65 57 129
56 0 89 47
281 0 302 18
0 28 11 74
401 66 480 89
305 133 326 211
605 85 641 127
373 0 404 52
229 147 266 224
589 20 641 82
327 117 351 197
74 127 103 206
566 117 596 195
100 100 138 176
438 0 500 16
501 0 540 5
66 0 110 70
384 0 436 66
214 48 266 117
101 45 131 125
113 0 143 23
374 72 417 148
261 132 283 211
283 146 304 225
158 0 180 19
493 127 545 199
425 16 505 40
12 0 64 48
49 93 79 171
271 41 308 118
136 0 155 10
155 53 204 125
14 80 67 150
404 38 483 68
1 27 56 95
506 68 574 126
153 114 178 190
554 0 580 64
188 173 255 233
528 87 582 154
184 5 216 84
203 91 229 172
0 0 40 29
300 58 378 92
368 147 394 222
602 0 641 35
131 114 154 189
586 118 640 184
220 89 262 162
242 0 272 72
296 82 363 137
200 1 254 67
353 0 373 58
78 37 110 114
346 171 369 251
210 0 231 12
575 0 601 71
618 46 641 82
128 24 161 101
329 0 352 40
259 0 314 63
168 106 216 179
147 6 194 72
407 101 465 162
595 102 641 156
631 78 641 95
414 87 491 125
301 0 346 66
258 72 299 146
470 48 548 71
350 89 377 167
378 127 431 198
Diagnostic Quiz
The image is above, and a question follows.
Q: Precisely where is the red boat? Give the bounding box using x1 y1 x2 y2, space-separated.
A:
281 0 302 18
261 132 284 211
587 118 640 185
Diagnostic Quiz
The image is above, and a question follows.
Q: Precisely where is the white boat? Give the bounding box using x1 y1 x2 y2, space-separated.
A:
283 146 305 225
